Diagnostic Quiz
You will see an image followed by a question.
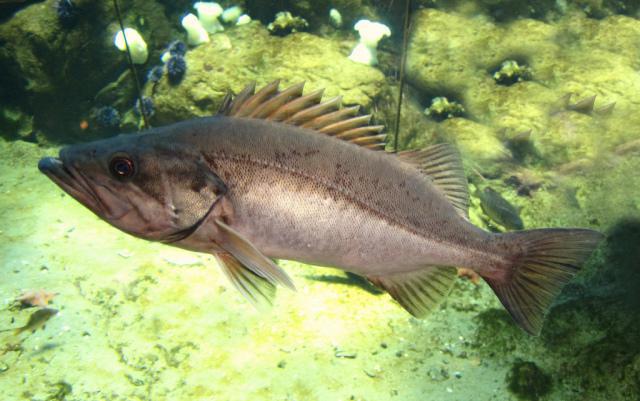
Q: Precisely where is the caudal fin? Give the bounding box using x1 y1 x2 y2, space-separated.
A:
482 228 603 335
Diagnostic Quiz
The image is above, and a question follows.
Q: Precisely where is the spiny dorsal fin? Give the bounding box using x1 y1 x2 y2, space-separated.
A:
368 266 457 318
398 144 469 218
219 81 387 151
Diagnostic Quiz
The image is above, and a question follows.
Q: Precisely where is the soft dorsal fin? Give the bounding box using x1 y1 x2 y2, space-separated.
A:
218 81 387 151
398 144 469 218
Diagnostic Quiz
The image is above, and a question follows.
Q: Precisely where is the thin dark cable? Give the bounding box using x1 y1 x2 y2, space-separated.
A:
393 0 411 153
113 0 149 130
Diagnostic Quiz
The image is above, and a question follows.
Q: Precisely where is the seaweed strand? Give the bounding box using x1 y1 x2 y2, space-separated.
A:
393 0 411 153
113 0 149 130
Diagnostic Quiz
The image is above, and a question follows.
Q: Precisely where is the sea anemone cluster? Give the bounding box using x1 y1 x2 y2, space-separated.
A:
146 65 164 84
166 55 187 84
267 11 308 36
95 106 121 129
165 40 187 84
151 40 188 86
56 0 78 29
167 40 187 58
134 97 155 118
492 60 532 86
424 96 465 121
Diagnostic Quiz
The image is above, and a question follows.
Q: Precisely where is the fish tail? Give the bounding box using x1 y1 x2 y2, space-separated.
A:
481 228 603 335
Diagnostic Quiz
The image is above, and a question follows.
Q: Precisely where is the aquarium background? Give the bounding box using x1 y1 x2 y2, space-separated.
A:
1 0 639 400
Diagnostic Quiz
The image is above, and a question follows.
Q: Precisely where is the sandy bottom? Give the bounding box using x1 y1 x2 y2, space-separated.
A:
0 138 604 401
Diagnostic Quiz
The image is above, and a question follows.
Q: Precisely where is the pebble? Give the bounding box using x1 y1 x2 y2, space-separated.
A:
334 348 357 359
117 250 133 259
162 254 203 266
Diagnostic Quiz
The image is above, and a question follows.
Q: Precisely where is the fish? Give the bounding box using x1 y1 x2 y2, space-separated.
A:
38 81 603 335
1 308 59 336
477 187 524 230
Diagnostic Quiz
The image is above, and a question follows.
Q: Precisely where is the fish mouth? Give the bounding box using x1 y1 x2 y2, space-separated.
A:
38 156 107 216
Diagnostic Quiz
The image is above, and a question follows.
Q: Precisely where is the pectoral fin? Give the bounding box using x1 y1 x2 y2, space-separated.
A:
215 253 277 309
215 219 295 298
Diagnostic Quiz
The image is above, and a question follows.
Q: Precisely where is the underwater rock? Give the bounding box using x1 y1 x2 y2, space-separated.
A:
474 165 640 401
478 0 557 22
149 23 386 125
0 107 33 141
434 118 511 176
541 218 640 399
245 0 366 32
406 9 640 169
55 0 78 29
373 83 440 151
572 0 640 18
506 360 552 401
499 129 542 164
0 0 175 143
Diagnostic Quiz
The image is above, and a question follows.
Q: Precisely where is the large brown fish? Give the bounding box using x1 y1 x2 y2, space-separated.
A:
38 81 602 335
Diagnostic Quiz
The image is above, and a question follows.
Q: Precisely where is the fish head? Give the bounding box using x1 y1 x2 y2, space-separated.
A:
38 132 227 242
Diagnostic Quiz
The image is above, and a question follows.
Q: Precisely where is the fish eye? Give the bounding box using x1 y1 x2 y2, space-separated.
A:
109 155 135 179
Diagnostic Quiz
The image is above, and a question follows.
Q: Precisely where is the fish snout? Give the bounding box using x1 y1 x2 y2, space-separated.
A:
38 157 63 174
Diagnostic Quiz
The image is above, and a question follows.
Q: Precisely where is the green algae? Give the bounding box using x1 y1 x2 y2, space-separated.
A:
149 22 386 126
507 360 552 401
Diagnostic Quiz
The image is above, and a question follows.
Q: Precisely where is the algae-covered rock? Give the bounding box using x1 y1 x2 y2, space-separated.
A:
0 0 176 143
149 22 386 125
473 161 640 400
506 360 552 401
571 0 640 18
406 9 640 170
244 0 372 32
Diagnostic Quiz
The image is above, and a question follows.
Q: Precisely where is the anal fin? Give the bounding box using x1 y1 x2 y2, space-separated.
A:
368 266 457 318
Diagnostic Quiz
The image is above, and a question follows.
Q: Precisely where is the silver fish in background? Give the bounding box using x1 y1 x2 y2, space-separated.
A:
38 81 603 335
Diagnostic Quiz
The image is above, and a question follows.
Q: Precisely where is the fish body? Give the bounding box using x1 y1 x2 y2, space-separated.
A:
477 187 524 230
8 308 58 336
38 82 602 335
164 117 495 274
